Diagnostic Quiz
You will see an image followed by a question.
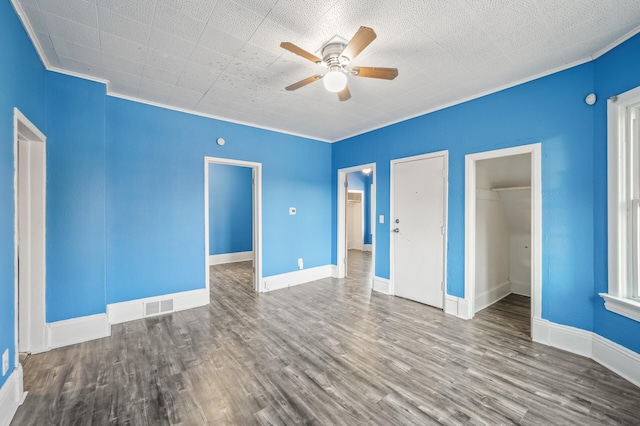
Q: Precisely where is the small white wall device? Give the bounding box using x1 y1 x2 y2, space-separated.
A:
585 93 596 106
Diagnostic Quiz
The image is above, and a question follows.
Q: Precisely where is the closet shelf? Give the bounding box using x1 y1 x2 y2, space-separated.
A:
491 185 531 192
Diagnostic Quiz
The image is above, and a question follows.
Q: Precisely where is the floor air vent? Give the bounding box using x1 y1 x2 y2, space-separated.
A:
144 299 174 317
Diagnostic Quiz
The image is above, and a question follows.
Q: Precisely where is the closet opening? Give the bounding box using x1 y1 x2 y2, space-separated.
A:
465 144 542 337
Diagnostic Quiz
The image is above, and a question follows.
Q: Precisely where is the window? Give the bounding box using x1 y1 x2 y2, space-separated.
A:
602 86 640 321
633 107 640 300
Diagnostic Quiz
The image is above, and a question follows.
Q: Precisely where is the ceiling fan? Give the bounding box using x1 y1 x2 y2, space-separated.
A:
280 26 398 101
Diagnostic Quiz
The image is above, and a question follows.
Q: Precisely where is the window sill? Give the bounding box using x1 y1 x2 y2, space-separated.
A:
600 293 640 323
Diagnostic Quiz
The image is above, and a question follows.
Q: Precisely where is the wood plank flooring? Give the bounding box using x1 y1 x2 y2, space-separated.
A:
12 249 640 425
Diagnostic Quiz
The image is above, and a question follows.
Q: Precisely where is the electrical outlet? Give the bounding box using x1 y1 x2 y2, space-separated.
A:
298 258 303 270
2 349 8 376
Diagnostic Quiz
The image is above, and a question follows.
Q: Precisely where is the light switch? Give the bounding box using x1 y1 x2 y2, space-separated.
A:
379 215 384 224
2 349 8 376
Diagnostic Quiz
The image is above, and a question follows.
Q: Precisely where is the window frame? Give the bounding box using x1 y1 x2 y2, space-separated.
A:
602 85 640 322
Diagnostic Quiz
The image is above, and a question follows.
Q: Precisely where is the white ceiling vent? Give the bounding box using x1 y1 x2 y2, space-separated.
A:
144 299 175 317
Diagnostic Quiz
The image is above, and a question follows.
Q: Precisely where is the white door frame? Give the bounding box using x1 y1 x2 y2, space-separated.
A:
337 164 376 282
14 107 47 363
464 143 542 323
390 151 449 300
204 157 263 292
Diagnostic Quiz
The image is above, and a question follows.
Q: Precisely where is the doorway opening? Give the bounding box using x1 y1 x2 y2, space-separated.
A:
14 108 47 375
346 190 364 252
337 164 375 285
465 144 542 336
204 157 262 293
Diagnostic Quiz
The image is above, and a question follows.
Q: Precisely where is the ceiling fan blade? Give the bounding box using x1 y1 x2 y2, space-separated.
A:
285 75 322 91
341 26 377 62
351 66 398 80
280 42 322 64
338 85 351 102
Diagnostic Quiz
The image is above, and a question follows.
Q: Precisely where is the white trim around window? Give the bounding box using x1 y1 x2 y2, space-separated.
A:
602 85 640 321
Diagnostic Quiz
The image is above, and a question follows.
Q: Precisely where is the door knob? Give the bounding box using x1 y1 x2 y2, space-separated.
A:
393 228 400 233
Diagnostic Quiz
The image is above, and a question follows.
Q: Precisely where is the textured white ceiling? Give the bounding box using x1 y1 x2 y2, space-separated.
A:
11 0 640 142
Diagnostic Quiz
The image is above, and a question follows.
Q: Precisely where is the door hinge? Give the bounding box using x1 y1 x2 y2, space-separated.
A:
344 181 348 188
442 169 446 178
344 257 347 264
441 281 445 290
441 226 445 235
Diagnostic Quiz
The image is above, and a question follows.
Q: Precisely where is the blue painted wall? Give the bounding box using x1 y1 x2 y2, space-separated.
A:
333 62 597 332
105 97 331 303
331 34 640 353
2 1 640 397
0 1 46 389
209 163 253 255
45 73 106 322
592 34 640 354
347 171 372 245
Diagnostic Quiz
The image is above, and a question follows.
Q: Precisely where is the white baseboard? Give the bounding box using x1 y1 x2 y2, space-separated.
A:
511 281 531 297
363 244 372 252
531 316 549 344
458 298 471 319
331 265 339 278
593 334 640 388
475 281 511 313
0 365 26 426
533 318 640 388
209 251 253 265
107 288 209 324
532 317 593 357
262 265 332 292
373 276 390 294
48 313 111 350
444 295 458 315
444 295 472 319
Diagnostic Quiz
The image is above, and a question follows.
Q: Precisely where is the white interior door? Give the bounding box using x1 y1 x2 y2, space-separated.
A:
393 155 445 308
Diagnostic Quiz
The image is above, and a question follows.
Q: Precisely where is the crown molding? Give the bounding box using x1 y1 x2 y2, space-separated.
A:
10 0 51 69
9 0 640 144
591 26 640 60
106 91 331 143
334 55 594 142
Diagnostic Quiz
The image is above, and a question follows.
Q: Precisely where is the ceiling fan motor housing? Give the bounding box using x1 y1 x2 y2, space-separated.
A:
322 43 349 70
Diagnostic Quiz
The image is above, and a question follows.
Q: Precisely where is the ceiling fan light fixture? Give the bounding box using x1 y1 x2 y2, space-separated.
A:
280 26 398 100
323 69 347 92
